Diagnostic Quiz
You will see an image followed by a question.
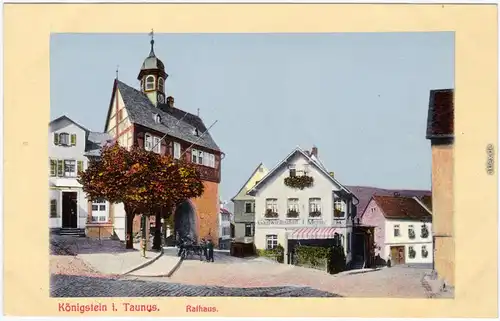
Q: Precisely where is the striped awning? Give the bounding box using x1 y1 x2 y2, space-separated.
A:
289 227 337 240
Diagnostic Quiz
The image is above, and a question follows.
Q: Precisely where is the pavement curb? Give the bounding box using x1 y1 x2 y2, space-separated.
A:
121 247 164 276
127 256 183 278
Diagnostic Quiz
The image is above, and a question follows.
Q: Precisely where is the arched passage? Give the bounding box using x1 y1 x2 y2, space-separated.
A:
174 200 198 241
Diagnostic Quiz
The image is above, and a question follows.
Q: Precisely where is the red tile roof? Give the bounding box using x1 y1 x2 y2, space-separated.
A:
348 185 431 218
373 195 432 221
426 89 454 139
420 195 432 211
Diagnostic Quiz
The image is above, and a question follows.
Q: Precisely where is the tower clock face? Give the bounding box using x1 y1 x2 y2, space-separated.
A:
157 93 165 104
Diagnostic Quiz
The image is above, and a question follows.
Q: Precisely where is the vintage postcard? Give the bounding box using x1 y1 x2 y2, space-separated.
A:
3 3 498 319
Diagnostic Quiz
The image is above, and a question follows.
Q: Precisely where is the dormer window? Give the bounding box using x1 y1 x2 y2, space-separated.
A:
54 132 76 146
153 113 161 123
194 128 200 136
145 75 155 91
158 77 165 93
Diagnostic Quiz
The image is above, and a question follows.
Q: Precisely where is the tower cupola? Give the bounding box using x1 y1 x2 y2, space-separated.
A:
138 30 168 106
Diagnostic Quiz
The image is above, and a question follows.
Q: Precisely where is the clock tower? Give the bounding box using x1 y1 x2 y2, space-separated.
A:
137 30 168 107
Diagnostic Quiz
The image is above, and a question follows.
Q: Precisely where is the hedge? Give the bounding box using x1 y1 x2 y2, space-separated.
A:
295 244 346 274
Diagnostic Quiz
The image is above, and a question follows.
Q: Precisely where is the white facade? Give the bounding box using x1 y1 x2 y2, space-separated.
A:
250 148 356 263
219 211 232 240
48 116 110 229
384 219 433 264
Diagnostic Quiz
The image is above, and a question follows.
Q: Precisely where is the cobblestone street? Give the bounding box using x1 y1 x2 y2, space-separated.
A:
50 235 432 298
50 274 339 297
158 252 431 298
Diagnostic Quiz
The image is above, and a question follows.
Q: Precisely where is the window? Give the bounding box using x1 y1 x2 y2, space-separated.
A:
266 235 278 250
309 198 321 214
117 109 124 122
421 224 429 238
59 133 69 146
50 199 57 218
154 114 161 124
244 202 255 214
145 134 153 151
91 199 108 222
145 75 155 90
190 149 215 167
158 77 165 92
49 160 57 177
334 199 345 218
245 223 254 237
194 128 200 136
303 164 310 175
288 164 296 177
64 160 76 177
221 213 230 222
409 246 416 259
258 167 264 173
347 232 351 253
287 198 299 216
57 160 64 176
173 142 181 159
152 136 161 153
265 198 278 213
394 224 401 237
421 245 429 258
140 79 144 91
408 225 416 239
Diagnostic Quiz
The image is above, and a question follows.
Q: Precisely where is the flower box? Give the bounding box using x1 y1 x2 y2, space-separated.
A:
264 209 279 218
309 211 322 217
284 175 314 190
287 209 299 218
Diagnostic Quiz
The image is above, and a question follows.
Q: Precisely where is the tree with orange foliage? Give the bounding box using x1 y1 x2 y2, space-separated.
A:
78 143 204 249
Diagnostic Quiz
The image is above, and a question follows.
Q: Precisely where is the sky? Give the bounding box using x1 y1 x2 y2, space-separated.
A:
50 32 454 203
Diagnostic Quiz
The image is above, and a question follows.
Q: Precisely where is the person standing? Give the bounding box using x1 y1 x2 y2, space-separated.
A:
201 238 208 261
207 239 214 262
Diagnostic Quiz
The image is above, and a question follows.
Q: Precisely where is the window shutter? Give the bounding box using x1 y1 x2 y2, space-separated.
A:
57 160 64 177
77 160 83 173
71 134 77 146
50 160 57 177
50 199 57 218
53 133 59 145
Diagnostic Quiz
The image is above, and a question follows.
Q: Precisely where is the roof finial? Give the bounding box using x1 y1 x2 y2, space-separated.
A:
148 29 155 57
116 65 119 79
197 108 200 116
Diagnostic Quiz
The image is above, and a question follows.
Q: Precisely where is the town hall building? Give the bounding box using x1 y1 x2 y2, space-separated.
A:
103 34 223 244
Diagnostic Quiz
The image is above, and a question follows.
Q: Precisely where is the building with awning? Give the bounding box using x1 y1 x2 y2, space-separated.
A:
247 145 359 264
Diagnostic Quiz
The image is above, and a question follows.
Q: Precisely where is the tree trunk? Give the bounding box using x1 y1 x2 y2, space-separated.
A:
153 209 162 251
125 205 135 249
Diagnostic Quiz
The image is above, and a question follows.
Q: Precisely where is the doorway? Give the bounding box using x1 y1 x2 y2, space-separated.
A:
62 192 78 228
390 246 406 265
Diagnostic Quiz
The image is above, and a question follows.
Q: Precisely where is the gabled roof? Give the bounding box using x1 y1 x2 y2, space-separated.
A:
247 146 356 199
49 115 90 133
348 186 431 218
84 132 114 157
106 80 221 152
370 195 432 221
231 162 268 201
426 88 454 140
419 195 433 211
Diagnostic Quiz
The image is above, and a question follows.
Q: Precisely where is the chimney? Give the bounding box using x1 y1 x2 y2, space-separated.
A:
310 146 318 157
167 96 174 108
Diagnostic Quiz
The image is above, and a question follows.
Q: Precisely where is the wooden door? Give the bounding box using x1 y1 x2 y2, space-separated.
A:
390 246 405 265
